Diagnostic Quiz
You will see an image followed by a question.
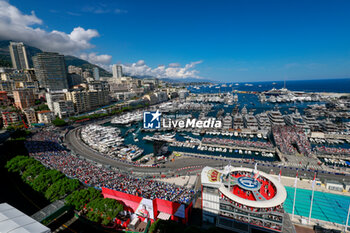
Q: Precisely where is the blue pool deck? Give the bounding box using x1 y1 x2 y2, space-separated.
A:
284 186 350 226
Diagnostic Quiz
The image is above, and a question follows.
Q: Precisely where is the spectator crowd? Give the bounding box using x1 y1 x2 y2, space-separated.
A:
272 126 311 156
24 129 196 205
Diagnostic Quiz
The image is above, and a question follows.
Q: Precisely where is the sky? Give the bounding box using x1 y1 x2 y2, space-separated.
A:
0 0 350 82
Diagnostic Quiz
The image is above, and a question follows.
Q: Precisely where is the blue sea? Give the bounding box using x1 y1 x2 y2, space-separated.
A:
188 78 350 93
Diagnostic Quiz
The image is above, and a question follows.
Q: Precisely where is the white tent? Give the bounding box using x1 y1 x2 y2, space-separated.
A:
0 203 51 233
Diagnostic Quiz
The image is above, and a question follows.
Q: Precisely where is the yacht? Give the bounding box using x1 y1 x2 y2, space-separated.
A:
241 105 248 115
232 105 240 115
243 113 259 131
233 94 238 102
267 109 285 126
284 110 310 134
320 120 339 133
259 94 267 102
302 115 320 131
222 113 233 129
216 108 225 118
268 95 277 103
256 112 271 130
111 112 143 124
233 113 244 129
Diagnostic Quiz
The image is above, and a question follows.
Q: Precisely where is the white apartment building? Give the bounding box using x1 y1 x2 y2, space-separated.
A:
53 100 75 118
46 90 68 111
37 110 54 124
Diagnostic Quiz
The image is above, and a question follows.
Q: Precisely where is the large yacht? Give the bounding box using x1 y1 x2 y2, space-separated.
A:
222 113 233 129
233 113 244 129
243 113 259 131
284 110 310 134
302 115 320 131
267 109 285 126
256 112 271 130
111 112 143 124
320 119 339 133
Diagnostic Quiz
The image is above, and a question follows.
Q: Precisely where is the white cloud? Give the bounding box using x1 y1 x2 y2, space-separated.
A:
82 5 127 15
0 0 110 58
114 9 128 14
168 63 181 67
80 52 112 65
66 11 81 17
136 60 145 66
122 60 203 79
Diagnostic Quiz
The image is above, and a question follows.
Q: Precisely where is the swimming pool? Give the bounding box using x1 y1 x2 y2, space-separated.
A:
284 186 350 225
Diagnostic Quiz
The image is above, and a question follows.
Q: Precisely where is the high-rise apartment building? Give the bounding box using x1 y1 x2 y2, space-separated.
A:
93 67 100 80
23 108 37 125
45 90 68 111
65 88 110 114
9 42 30 70
65 91 90 113
53 100 75 118
112 65 123 79
13 89 35 110
32 52 68 90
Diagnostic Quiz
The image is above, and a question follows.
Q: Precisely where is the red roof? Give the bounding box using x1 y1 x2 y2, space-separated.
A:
37 110 51 114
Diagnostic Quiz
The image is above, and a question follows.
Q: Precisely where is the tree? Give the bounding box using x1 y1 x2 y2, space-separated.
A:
35 104 49 111
6 125 15 131
85 198 123 225
5 156 38 173
32 169 65 193
21 163 46 184
45 178 80 201
148 219 160 233
66 188 102 211
52 118 67 127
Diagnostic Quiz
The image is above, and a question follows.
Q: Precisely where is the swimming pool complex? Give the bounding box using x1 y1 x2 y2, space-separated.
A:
284 186 350 225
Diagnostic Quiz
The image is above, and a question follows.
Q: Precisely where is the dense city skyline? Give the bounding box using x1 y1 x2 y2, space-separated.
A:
1 0 350 81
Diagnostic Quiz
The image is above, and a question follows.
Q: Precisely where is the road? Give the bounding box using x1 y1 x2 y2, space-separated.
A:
64 126 349 182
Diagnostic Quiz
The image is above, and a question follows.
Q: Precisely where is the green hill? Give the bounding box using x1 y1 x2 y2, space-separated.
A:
0 40 112 76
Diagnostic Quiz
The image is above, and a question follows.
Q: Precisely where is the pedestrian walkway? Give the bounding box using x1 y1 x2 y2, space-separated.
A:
31 200 66 223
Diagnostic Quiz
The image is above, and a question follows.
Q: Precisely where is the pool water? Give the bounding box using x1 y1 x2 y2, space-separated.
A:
284 186 350 225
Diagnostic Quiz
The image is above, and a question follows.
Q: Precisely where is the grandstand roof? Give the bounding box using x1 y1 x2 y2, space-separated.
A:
201 166 287 208
0 203 51 233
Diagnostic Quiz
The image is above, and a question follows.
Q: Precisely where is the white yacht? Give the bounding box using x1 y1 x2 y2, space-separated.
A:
267 109 285 126
233 113 244 129
256 112 271 130
243 113 259 131
222 113 233 129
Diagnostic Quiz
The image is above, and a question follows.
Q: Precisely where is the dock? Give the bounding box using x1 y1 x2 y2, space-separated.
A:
200 142 276 153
